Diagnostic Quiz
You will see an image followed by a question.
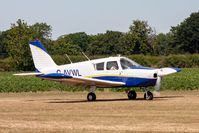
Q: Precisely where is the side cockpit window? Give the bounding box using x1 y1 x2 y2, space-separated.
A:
95 62 104 71
107 61 119 70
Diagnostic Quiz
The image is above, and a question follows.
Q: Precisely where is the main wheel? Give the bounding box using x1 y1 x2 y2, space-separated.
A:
144 91 153 100
87 92 96 101
128 90 137 100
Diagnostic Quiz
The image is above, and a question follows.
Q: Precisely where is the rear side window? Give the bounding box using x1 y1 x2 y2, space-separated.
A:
96 62 104 70
107 61 119 70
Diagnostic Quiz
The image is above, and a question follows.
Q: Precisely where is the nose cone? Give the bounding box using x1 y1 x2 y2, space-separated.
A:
157 67 181 77
170 67 181 72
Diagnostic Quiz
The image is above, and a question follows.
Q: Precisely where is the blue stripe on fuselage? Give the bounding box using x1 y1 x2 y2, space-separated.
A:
92 76 156 87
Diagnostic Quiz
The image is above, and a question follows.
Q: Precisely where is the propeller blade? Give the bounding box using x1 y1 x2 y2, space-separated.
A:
153 76 162 96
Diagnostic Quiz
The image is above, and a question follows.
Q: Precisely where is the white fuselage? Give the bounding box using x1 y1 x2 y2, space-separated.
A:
41 57 156 78
39 57 158 87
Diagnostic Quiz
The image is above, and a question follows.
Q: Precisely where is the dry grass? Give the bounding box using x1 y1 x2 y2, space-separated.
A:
0 91 199 133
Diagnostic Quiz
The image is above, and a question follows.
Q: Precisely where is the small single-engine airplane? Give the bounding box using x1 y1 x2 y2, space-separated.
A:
14 40 181 101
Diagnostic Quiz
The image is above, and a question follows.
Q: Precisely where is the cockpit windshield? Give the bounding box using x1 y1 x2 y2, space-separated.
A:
120 58 141 70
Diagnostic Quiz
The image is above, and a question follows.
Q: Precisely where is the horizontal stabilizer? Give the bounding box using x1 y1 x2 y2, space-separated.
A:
13 72 43 76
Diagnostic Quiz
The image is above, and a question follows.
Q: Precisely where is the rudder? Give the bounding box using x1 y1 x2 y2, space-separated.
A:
29 40 57 72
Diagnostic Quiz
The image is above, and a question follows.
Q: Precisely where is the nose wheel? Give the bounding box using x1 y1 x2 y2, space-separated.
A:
144 91 153 100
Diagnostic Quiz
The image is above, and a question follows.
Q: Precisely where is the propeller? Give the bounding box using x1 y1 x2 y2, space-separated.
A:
153 68 163 96
153 76 162 96
153 67 180 96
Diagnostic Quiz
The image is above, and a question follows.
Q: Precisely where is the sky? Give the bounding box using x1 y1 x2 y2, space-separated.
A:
0 0 199 40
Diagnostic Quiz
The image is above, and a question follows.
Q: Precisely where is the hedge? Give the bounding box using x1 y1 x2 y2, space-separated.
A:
0 54 199 71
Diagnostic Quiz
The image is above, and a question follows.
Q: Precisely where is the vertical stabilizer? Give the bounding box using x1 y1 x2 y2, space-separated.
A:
29 40 57 72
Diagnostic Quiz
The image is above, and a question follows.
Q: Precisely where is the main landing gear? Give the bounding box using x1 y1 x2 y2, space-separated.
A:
126 88 137 100
127 90 137 100
86 87 153 101
87 86 96 101
126 88 153 100
87 92 96 101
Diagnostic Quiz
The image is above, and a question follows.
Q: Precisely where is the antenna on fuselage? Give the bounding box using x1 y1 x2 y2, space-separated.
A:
65 54 73 64
82 52 90 61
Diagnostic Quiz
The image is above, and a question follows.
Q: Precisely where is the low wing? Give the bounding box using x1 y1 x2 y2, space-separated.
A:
13 72 43 76
72 76 125 87
39 73 125 88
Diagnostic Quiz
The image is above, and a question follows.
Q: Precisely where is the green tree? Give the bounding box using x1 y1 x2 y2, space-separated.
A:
53 35 81 55
4 19 52 70
29 22 53 54
87 31 124 55
170 11 199 54
119 32 136 55
154 33 173 55
128 20 154 55
0 31 9 58
86 34 104 55
31 22 52 40
54 32 90 53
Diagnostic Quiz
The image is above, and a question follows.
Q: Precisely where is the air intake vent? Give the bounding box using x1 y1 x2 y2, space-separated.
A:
154 73 158 78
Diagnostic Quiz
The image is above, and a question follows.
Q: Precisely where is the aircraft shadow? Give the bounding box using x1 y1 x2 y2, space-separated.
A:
154 96 184 99
46 96 183 104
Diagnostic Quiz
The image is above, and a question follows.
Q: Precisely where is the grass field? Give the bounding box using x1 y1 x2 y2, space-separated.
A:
0 68 199 92
0 91 199 133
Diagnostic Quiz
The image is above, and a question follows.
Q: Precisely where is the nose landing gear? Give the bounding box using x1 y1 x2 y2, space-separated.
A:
144 88 153 100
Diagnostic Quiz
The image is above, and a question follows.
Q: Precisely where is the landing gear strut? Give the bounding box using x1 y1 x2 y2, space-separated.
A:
87 86 96 101
144 88 153 100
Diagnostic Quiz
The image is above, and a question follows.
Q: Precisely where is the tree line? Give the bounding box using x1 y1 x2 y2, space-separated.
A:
0 11 199 70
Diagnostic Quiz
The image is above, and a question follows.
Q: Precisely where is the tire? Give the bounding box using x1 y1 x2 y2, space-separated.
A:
87 92 96 101
144 91 153 100
128 90 137 100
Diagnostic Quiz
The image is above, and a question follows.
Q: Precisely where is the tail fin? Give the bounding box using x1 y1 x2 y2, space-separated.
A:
29 40 57 72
